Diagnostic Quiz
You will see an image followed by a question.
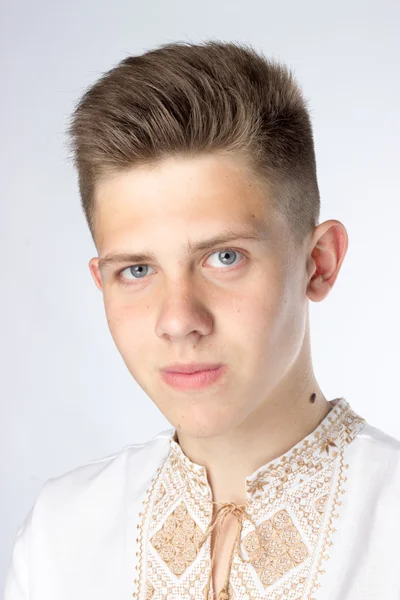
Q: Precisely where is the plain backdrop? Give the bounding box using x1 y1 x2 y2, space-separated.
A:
1 0 399 590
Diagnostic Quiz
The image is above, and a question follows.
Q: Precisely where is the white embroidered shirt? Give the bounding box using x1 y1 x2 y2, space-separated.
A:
4 397 400 600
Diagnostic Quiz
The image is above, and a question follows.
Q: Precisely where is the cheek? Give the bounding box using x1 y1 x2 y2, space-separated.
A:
234 282 284 338
233 276 303 368
104 300 150 352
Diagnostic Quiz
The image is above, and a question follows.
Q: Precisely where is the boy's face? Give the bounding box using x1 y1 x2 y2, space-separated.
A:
89 153 313 438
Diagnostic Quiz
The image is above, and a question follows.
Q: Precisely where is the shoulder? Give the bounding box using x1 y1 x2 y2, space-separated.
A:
33 427 174 520
354 421 400 456
4 430 174 598
349 420 400 486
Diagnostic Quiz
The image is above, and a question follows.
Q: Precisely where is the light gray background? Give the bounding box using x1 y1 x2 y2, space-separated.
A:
1 0 399 591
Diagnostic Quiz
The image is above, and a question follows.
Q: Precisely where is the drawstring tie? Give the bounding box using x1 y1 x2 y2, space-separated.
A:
199 501 263 600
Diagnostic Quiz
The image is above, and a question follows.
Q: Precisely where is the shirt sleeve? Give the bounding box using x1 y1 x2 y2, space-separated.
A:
3 507 33 600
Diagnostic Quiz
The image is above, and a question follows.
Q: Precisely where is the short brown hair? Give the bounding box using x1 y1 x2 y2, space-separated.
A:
66 40 320 247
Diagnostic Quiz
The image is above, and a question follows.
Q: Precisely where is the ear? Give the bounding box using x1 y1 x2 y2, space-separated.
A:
88 257 103 291
306 220 349 302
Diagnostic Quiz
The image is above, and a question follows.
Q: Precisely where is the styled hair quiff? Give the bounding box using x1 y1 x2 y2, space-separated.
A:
66 40 320 247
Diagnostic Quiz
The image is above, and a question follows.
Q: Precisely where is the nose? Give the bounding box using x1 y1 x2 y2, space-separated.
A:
154 280 213 341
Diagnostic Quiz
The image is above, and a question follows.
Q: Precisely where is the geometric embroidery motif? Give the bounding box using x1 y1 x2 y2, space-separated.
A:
314 493 329 513
132 398 367 600
153 483 166 507
150 501 204 577
145 581 155 600
242 509 309 587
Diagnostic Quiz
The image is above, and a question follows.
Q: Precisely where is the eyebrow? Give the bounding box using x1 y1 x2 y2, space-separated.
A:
98 226 268 272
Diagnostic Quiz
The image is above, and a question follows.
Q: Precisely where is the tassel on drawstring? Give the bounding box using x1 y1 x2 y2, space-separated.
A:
217 587 230 600
199 501 263 599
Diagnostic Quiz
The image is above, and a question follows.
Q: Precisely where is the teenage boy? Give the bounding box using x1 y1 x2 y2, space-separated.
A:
5 40 400 600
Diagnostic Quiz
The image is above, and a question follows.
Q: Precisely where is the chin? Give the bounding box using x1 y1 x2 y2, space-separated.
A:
171 408 243 439
149 375 247 438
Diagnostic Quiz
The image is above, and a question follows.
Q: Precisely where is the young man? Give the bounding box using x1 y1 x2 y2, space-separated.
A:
4 41 400 600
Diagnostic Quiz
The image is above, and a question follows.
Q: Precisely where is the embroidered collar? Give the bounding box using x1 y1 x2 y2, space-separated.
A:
168 397 366 502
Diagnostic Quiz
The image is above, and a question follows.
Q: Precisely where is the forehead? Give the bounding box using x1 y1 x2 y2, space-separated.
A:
93 153 276 249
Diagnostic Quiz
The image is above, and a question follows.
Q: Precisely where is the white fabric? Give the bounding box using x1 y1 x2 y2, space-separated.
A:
4 397 400 600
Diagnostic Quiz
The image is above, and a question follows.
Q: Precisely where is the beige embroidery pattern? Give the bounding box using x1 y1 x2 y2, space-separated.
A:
150 501 205 576
242 509 310 588
132 398 366 600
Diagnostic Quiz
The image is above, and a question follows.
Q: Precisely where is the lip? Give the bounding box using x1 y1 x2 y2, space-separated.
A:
161 363 224 374
160 365 227 391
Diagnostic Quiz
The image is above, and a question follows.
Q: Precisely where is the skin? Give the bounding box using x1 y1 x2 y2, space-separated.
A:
89 152 348 509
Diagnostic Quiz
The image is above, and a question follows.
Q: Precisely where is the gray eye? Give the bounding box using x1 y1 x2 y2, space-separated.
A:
219 250 237 265
131 265 147 278
207 249 242 268
122 264 154 280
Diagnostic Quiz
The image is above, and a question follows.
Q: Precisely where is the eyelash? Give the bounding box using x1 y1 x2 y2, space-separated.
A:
115 248 246 288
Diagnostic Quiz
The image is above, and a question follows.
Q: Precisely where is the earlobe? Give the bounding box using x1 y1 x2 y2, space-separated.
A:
307 272 330 303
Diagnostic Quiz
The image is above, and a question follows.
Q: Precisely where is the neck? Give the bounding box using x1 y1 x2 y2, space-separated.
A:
174 364 331 506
